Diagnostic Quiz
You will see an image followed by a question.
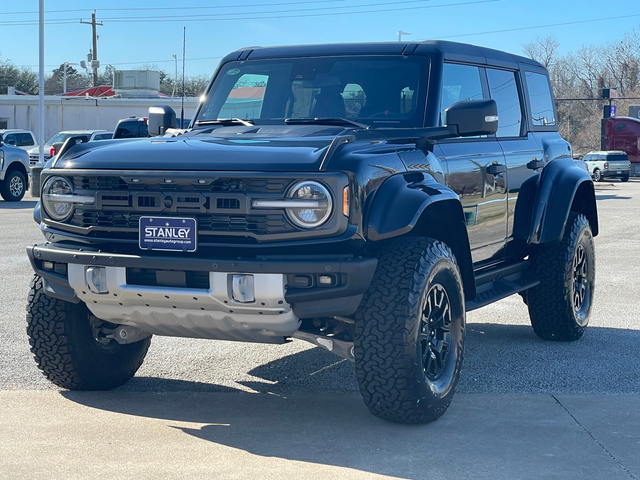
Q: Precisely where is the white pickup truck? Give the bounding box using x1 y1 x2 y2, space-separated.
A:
583 150 631 182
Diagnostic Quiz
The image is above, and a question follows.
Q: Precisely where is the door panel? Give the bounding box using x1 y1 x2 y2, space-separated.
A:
498 136 543 239
436 141 507 264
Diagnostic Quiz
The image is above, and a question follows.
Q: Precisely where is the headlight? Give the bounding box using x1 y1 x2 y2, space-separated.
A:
285 181 333 228
42 176 74 221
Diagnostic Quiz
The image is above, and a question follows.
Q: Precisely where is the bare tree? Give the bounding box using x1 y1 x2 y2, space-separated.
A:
522 36 560 69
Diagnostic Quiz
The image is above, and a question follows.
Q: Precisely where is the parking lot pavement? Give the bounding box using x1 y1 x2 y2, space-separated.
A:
1 181 639 479
1 391 639 480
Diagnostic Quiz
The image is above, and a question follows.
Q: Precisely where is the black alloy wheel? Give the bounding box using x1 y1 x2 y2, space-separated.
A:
421 284 452 381
572 242 590 322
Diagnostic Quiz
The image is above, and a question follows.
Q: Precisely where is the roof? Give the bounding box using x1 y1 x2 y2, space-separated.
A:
585 150 628 155
230 40 543 70
63 86 116 98
55 130 112 134
62 86 168 98
0 129 33 134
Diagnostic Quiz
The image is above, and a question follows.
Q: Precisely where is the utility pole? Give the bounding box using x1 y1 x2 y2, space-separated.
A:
80 11 103 86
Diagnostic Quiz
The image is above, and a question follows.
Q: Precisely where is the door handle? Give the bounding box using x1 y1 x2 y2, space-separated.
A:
527 158 545 170
486 164 506 175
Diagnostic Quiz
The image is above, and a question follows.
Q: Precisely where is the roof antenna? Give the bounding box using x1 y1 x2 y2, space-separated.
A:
181 26 186 129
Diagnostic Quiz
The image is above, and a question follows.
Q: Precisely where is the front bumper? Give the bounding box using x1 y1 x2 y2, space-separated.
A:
27 243 377 343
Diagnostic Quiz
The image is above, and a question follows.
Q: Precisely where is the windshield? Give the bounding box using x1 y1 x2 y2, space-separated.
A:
197 55 429 128
47 133 75 145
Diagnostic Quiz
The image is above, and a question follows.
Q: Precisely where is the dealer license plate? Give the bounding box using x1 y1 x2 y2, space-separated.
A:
616 171 622 174
139 217 197 252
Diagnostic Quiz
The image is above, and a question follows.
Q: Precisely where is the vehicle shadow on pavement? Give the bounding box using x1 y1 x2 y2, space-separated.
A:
58 324 640 478
595 194 632 201
461 323 640 394
0 200 38 209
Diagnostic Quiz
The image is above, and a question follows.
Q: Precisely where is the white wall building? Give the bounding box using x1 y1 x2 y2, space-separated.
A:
0 95 200 142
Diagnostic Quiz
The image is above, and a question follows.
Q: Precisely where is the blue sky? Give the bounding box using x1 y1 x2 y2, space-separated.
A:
1 0 639 79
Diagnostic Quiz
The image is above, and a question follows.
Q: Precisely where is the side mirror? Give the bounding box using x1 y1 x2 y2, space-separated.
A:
445 99 498 137
148 105 177 137
0 135 3 147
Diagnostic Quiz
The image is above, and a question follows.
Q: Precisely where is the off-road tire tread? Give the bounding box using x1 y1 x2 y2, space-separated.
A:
354 237 464 424
527 212 594 341
26 275 151 390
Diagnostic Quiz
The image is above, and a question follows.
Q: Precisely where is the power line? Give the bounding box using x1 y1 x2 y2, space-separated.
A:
3 0 349 15
0 0 499 25
80 0 443 21
434 13 640 40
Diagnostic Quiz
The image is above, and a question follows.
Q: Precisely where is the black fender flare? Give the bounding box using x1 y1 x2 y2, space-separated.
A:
529 157 598 245
365 172 457 241
365 172 476 299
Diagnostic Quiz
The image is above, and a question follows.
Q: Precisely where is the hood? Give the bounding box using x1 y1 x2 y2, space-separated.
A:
53 125 348 172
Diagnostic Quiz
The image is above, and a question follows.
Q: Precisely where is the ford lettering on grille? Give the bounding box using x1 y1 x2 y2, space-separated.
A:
139 217 197 252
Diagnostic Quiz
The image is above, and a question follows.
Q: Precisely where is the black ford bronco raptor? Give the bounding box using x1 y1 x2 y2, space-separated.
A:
26 40 597 424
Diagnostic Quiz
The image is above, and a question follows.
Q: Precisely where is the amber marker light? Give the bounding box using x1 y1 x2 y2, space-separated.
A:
342 186 349 216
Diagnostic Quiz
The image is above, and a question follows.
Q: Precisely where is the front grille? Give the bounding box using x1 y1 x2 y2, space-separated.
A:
71 176 291 194
71 210 295 235
59 174 299 238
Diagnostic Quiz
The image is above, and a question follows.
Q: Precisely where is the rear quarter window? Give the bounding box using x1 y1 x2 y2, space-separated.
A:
525 71 556 128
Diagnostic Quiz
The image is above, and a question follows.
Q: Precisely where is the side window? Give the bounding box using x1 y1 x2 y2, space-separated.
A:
440 63 485 125
4 134 17 145
17 133 35 146
486 69 522 137
219 73 268 120
525 71 556 127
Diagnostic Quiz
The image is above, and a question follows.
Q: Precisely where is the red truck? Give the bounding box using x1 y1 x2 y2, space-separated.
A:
604 116 640 176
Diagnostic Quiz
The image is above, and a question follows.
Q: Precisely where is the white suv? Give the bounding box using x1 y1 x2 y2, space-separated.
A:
583 151 631 182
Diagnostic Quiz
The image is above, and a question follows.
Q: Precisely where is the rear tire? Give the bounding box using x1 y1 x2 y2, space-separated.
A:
0 170 26 201
526 213 595 341
354 238 465 424
592 169 602 182
621 175 629 182
26 275 151 390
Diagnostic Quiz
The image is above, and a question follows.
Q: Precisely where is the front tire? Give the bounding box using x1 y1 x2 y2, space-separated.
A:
0 170 26 201
354 238 465 424
526 213 595 341
26 275 151 390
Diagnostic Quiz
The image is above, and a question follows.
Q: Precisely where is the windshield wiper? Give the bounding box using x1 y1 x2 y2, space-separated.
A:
195 118 255 127
285 117 369 129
